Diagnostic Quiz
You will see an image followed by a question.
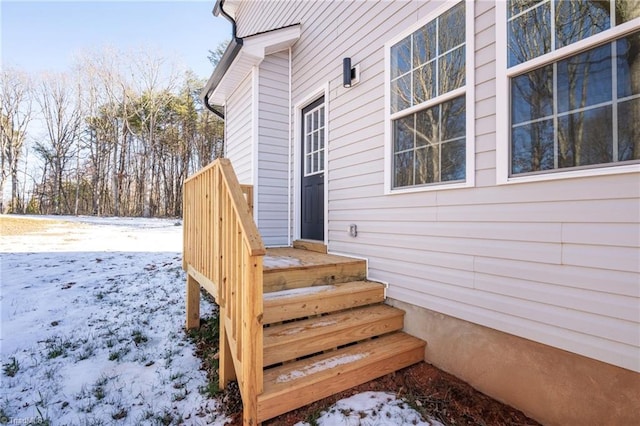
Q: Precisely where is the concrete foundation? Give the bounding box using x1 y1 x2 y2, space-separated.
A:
387 298 640 426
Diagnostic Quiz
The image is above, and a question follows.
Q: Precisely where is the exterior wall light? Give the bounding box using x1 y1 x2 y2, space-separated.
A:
343 57 353 87
343 58 360 88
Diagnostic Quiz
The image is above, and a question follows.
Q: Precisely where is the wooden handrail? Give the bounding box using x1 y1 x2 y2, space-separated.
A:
183 158 265 425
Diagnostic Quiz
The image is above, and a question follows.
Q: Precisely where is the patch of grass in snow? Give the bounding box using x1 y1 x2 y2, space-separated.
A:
131 329 148 345
108 346 130 361
171 389 188 402
111 407 128 420
2 357 19 377
186 314 221 398
304 408 323 426
75 342 96 361
44 336 75 359
149 410 183 426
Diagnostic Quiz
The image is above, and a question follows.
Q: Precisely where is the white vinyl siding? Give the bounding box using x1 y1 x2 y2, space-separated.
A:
225 71 253 184
258 52 290 246
234 0 640 372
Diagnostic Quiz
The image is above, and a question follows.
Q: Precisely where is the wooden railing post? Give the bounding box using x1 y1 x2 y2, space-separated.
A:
186 274 200 330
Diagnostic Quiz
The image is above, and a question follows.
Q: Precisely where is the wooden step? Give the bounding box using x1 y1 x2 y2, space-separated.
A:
293 239 327 253
263 281 385 325
263 304 404 366
257 332 426 422
263 248 366 293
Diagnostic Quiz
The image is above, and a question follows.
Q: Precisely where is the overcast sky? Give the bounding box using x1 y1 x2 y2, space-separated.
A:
1 0 231 79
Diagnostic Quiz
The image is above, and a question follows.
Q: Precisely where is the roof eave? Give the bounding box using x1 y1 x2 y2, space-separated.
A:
201 24 301 107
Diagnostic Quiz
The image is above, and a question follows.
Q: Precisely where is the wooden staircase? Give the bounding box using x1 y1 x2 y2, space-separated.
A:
257 246 426 422
183 159 425 425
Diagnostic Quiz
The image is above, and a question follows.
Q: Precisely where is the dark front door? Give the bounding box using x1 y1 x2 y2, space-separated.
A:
301 96 325 241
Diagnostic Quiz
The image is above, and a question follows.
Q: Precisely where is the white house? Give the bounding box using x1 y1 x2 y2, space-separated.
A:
201 1 640 424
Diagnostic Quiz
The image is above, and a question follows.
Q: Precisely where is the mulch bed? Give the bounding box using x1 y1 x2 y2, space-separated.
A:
220 361 541 426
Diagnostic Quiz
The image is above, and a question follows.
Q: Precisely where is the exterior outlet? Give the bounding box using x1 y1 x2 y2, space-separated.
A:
349 224 358 237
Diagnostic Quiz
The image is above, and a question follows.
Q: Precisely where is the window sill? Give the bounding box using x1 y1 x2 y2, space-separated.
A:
497 163 640 185
384 180 473 195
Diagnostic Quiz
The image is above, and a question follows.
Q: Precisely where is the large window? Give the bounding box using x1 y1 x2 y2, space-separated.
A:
387 1 472 190
506 0 640 176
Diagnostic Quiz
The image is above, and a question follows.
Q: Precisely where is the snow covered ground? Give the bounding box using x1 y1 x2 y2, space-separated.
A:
1 216 439 425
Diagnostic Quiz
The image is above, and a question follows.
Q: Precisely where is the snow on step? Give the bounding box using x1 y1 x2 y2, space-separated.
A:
263 281 385 324
258 332 426 422
275 352 370 383
263 284 335 300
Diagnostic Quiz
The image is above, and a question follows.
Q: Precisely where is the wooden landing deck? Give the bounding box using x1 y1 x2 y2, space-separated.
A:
263 248 367 293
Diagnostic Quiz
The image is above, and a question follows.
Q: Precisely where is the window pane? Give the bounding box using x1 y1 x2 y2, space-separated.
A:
508 0 544 18
319 129 324 150
617 33 640 98
305 154 311 175
312 132 318 152
318 149 325 172
558 105 613 168
616 0 640 24
391 36 412 79
439 46 465 94
618 98 640 161
557 43 612 114
512 64 553 124
442 95 466 141
555 0 611 49
416 107 437 148
441 139 466 181
512 119 555 174
319 106 325 126
439 2 465 53
394 116 415 152
413 20 437 67
415 145 439 184
394 151 414 187
391 74 411 113
414 62 436 104
508 2 551 66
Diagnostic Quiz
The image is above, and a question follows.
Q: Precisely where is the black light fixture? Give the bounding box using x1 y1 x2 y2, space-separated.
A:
343 57 352 88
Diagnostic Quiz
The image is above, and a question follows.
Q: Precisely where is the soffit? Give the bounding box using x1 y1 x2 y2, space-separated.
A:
205 24 300 106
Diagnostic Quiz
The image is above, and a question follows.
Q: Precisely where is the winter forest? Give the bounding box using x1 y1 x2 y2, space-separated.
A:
1 44 227 217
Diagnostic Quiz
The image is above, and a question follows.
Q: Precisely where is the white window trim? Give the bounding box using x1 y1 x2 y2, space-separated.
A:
293 83 330 243
496 2 640 185
384 0 475 195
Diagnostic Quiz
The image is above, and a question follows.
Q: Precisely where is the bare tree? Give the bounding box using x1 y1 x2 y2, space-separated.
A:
0 68 32 213
35 72 82 214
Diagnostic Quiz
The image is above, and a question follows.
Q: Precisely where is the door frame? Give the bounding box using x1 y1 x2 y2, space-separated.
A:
293 83 329 243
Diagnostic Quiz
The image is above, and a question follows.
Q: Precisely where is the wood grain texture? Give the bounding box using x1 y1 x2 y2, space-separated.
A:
258 332 426 422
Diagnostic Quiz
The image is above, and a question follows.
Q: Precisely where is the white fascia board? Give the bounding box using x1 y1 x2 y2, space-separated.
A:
208 24 301 105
